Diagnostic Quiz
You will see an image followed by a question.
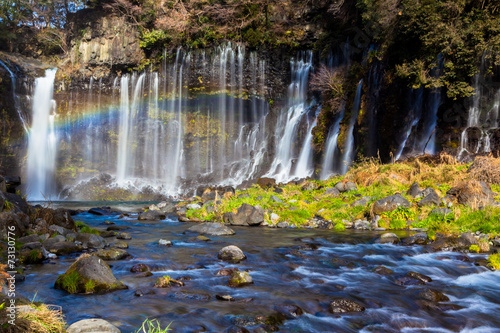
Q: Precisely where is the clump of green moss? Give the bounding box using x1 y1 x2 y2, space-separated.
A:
488 253 500 270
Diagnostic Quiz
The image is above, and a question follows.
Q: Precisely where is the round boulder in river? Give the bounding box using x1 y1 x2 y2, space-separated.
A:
187 222 235 236
67 318 120 333
218 245 246 262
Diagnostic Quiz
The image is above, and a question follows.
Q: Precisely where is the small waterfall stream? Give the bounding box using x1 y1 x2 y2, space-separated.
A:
26 68 58 200
340 80 363 175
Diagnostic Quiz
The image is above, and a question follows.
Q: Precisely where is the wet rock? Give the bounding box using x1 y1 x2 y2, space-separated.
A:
156 201 176 214
228 270 253 287
76 233 106 249
67 318 121 333
270 195 283 203
130 263 151 273
218 245 246 262
430 208 453 216
274 304 304 319
376 233 400 244
224 326 250 333
407 182 422 197
114 241 128 249
138 210 166 221
418 300 464 312
372 194 412 215
430 233 477 251
46 242 82 255
158 239 173 246
48 224 72 236
351 196 371 207
94 248 129 260
107 225 130 231
403 232 429 245
354 220 370 230
275 221 289 229
196 235 210 241
154 276 184 288
407 271 432 283
134 290 144 297
17 234 41 244
373 266 393 275
187 222 235 235
216 267 238 276
329 298 365 314
418 289 449 302
257 177 276 189
88 207 112 216
100 231 116 238
116 232 131 240
418 189 441 207
323 187 340 197
394 276 425 286
55 253 127 294
216 294 235 301
334 181 358 192
52 208 77 230
228 204 264 226
43 235 66 247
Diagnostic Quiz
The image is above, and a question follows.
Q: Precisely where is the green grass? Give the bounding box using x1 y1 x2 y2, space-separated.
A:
76 221 100 234
136 319 172 333
84 279 96 293
61 271 80 294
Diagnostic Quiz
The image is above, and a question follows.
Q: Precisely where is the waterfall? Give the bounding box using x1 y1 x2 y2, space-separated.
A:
26 69 58 200
340 80 363 175
320 103 345 179
294 118 317 178
265 51 313 182
0 60 28 132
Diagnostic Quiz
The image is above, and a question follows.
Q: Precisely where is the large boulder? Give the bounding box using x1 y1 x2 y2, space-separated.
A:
257 177 276 189
447 181 496 206
76 233 107 249
0 192 31 214
149 201 176 214
218 245 246 262
55 253 127 294
334 181 358 193
67 319 121 333
187 222 235 236
225 204 264 226
372 194 412 215
52 208 77 230
138 210 166 220
0 211 29 238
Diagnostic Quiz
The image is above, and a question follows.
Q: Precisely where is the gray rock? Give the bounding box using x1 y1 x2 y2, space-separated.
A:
17 234 41 244
116 232 131 240
329 298 365 314
94 248 129 260
403 232 428 245
114 241 128 249
186 203 202 210
49 224 72 236
228 270 253 287
372 194 412 215
270 195 284 203
301 181 319 191
351 196 371 207
407 183 422 197
55 250 127 293
430 208 453 216
407 271 432 283
76 233 107 249
323 187 340 197
354 220 370 230
418 189 441 207
334 181 358 193
187 222 235 236
415 187 437 199
0 211 29 238
67 319 121 333
158 239 173 246
276 221 290 228
45 241 82 255
447 181 496 206
441 195 454 208
370 215 381 229
52 208 76 230
376 233 400 244
270 213 280 223
419 289 449 302
218 245 246 262
43 235 66 248
229 203 264 226
138 210 166 220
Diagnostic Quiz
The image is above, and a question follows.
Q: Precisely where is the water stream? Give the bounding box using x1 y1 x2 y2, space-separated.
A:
19 209 500 333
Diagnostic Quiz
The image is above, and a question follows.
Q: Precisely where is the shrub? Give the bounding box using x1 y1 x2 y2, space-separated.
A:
488 253 500 270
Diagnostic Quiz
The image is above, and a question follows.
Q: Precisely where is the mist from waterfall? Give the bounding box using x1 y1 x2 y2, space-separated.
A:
26 68 58 200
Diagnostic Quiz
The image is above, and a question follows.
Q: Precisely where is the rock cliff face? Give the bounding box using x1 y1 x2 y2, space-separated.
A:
66 9 145 73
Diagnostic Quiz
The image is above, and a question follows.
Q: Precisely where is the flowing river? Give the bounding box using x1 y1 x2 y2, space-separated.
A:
19 204 500 333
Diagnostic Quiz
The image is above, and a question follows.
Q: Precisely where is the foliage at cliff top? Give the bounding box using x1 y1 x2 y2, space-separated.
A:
185 154 500 238
357 0 500 98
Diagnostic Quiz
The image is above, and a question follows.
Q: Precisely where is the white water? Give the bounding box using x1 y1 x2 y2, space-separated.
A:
320 103 345 179
26 69 58 200
294 118 317 178
265 51 313 182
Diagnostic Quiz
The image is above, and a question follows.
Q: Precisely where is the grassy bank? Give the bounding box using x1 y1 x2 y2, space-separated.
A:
184 154 500 238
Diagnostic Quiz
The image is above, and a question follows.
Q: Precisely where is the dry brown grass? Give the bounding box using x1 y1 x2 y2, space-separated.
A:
468 155 500 185
19 304 65 333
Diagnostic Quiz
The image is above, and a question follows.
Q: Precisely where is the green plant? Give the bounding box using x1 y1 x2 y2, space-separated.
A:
334 222 346 231
84 280 96 293
79 226 100 235
3 200 13 211
136 319 172 333
488 253 500 270
61 271 80 294
469 244 480 253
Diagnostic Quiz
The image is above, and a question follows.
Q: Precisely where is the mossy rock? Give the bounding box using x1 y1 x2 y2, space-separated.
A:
55 253 127 294
94 248 129 260
228 271 253 287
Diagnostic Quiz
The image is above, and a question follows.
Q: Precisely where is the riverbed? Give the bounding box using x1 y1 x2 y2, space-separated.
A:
19 206 500 333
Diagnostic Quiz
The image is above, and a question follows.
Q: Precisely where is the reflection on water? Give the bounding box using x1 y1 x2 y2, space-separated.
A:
18 206 500 333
